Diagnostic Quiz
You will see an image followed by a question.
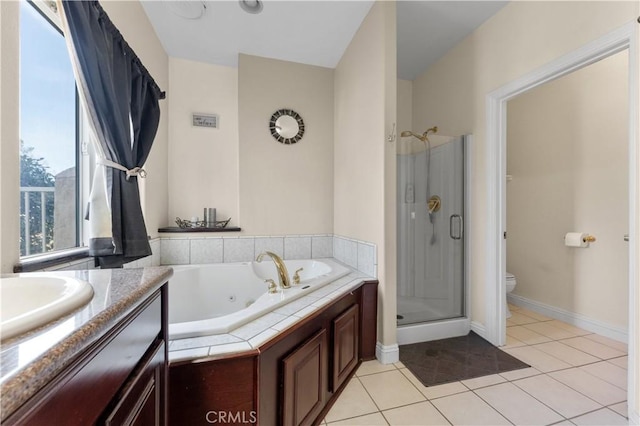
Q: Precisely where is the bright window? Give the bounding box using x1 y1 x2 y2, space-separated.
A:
19 0 86 257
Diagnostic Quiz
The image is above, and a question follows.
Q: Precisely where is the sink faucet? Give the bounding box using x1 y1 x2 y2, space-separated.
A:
256 251 291 289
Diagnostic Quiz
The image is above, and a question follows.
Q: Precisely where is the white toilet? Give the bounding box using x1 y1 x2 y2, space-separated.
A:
505 272 517 318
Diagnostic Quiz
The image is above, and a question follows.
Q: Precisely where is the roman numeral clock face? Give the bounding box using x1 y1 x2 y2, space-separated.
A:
269 109 305 145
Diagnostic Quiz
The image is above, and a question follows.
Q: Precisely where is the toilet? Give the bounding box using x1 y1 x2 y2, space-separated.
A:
505 272 517 318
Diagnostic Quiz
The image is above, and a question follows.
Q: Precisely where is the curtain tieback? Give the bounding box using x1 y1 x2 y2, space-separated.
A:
97 158 147 180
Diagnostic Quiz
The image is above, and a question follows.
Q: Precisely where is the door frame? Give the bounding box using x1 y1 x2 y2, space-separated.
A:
484 22 638 421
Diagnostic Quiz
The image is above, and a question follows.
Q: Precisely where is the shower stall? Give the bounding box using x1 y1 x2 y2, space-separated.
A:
397 132 467 342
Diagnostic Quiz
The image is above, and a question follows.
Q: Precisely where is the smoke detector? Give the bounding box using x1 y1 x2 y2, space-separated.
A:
239 0 263 14
167 1 206 20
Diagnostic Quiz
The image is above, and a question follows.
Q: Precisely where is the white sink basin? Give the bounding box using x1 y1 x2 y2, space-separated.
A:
0 276 94 342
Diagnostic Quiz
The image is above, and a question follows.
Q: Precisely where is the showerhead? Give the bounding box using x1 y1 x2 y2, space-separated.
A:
400 130 415 138
400 127 438 142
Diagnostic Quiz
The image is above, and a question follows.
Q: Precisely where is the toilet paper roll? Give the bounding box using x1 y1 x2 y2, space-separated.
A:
565 232 589 248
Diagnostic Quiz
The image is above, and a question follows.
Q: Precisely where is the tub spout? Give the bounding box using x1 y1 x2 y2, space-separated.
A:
256 251 291 289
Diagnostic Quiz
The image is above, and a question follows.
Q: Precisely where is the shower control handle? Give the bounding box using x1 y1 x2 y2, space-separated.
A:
450 214 463 240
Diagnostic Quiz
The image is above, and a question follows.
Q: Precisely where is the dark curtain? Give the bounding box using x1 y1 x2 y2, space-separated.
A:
58 0 165 268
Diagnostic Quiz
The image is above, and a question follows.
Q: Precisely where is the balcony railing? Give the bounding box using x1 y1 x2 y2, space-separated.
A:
20 186 55 256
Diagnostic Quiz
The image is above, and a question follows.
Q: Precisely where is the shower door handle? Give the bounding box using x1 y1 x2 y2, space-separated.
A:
450 214 463 240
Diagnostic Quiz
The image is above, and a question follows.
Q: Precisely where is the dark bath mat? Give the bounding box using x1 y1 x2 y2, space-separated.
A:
399 331 530 387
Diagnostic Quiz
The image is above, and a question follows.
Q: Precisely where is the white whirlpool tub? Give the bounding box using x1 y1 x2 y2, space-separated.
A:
168 258 350 340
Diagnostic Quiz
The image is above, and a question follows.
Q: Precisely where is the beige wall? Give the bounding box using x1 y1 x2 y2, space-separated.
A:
411 0 638 330
507 51 629 329
167 58 239 225
100 1 169 239
334 1 396 347
0 1 20 273
238 54 334 235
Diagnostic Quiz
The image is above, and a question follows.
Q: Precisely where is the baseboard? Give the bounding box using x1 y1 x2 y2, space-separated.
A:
508 294 628 343
470 321 488 340
375 342 399 364
397 318 470 345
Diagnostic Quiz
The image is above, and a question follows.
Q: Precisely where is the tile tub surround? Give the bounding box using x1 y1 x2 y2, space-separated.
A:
168 269 371 361
0 266 173 421
159 234 378 277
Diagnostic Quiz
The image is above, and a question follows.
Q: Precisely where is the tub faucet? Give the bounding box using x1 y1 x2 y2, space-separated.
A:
256 251 291 289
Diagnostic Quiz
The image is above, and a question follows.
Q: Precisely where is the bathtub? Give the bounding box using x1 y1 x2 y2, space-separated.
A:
168 258 350 340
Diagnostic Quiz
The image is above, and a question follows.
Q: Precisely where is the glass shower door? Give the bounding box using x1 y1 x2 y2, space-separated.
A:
397 135 465 325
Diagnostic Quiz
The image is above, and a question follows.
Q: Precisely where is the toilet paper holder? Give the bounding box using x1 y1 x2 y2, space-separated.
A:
583 235 596 243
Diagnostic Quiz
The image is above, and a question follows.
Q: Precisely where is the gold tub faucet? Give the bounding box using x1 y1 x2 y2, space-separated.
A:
256 251 291 289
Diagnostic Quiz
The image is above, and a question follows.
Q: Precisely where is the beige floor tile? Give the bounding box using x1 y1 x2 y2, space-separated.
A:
507 325 552 344
328 412 389 425
382 401 449 425
399 369 468 400
547 320 591 336
582 334 628 353
570 408 628 425
531 341 599 366
475 382 564 425
516 308 552 321
431 391 510 425
561 337 626 359
503 345 572 372
524 322 579 340
325 378 379 422
608 355 628 369
508 311 541 325
356 359 397 376
503 334 527 349
550 421 575 425
359 370 425 410
608 402 628 418
499 366 542 381
579 361 627 390
508 303 521 312
393 361 406 369
461 374 505 390
506 318 516 327
550 368 626 405
513 374 602 418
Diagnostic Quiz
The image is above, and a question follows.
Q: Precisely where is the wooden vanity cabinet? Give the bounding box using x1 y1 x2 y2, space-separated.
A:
4 284 169 426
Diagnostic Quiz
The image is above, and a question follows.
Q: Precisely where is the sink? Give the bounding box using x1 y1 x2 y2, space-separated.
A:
0 276 94 342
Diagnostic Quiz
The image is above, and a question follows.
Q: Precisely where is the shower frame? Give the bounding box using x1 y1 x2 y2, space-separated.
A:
396 135 473 345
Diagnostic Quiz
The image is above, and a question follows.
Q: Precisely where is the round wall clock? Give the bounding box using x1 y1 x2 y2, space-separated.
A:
269 109 305 144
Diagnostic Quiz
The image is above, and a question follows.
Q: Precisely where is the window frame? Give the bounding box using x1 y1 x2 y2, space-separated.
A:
16 0 94 271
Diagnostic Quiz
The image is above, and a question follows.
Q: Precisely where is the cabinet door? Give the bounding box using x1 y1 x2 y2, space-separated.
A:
332 304 359 392
102 340 165 426
282 329 328 426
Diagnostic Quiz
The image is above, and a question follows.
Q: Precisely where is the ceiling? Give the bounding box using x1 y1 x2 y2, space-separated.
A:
142 0 508 80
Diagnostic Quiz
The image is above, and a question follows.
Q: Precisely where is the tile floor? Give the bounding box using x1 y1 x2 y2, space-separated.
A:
322 305 629 425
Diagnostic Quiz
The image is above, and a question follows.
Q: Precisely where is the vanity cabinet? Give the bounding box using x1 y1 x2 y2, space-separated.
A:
4 285 169 426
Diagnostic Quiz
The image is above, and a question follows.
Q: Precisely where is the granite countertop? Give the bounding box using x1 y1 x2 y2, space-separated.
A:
0 266 173 421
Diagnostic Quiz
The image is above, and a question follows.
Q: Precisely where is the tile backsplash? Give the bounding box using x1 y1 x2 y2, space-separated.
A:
158 234 377 277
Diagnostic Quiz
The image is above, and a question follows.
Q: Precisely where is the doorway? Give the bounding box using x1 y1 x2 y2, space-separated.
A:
485 22 638 421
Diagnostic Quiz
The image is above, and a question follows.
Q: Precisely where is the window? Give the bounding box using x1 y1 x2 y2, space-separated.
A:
19 0 89 258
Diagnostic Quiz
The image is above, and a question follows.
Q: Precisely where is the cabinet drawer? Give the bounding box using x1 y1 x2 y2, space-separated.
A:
103 340 165 426
7 291 162 425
